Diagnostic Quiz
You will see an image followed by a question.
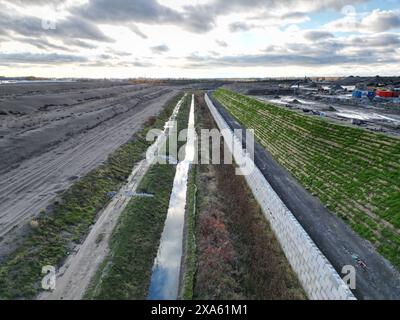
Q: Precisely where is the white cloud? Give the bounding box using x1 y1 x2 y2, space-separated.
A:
362 9 400 32
0 0 399 77
326 9 400 33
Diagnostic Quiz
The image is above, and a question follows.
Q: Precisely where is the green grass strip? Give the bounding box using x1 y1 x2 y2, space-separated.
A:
85 163 176 299
181 166 198 300
213 88 400 269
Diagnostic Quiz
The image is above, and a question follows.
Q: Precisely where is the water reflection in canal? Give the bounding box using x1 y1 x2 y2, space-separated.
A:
148 94 195 300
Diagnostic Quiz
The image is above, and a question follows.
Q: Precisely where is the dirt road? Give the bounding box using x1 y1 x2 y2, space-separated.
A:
0 82 178 256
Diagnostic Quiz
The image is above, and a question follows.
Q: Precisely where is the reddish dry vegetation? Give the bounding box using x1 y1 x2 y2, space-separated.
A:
193 92 305 300
215 164 305 299
195 185 245 299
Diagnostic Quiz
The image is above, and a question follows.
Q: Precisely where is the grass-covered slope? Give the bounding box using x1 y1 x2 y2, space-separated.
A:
214 88 400 268
85 163 176 299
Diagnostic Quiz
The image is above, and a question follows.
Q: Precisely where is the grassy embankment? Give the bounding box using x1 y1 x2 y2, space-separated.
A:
85 94 192 299
214 88 400 268
182 93 305 300
85 163 176 299
0 93 184 299
180 168 197 300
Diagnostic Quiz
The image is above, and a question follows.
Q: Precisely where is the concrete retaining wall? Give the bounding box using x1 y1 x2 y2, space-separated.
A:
205 93 356 300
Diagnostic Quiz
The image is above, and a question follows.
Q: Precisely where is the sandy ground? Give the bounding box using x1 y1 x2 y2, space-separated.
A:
209 93 400 300
0 81 179 257
37 94 185 300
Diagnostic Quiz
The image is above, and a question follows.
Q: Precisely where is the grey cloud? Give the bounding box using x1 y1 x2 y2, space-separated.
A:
181 0 366 32
73 0 220 34
215 39 228 47
55 16 114 42
80 61 113 67
64 39 98 49
99 54 113 60
229 22 253 32
250 10 309 24
281 12 308 20
0 10 113 45
284 41 345 56
182 8 215 33
362 10 400 32
264 45 279 52
278 33 398 58
18 37 71 51
313 0 367 11
0 27 8 36
129 25 148 39
0 52 87 65
208 51 221 56
185 31 399 68
150 44 169 54
82 59 154 68
327 9 400 33
350 34 400 47
70 0 367 35
0 11 43 38
73 0 216 34
304 31 335 41
106 49 132 57
185 52 396 68
1 0 66 5
75 0 181 24
129 60 154 67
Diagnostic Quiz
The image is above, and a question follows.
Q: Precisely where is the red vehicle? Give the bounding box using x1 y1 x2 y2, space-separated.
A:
376 90 399 98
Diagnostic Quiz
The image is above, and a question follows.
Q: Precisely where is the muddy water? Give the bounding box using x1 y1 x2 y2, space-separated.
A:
148 94 195 300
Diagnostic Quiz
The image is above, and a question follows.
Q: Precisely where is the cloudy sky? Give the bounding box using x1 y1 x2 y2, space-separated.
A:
0 0 399 78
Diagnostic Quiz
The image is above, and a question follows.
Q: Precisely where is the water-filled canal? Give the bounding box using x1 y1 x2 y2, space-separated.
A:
148 94 195 300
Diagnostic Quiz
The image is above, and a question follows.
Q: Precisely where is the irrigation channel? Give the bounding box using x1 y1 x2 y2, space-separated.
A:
148 94 196 300
38 94 186 300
